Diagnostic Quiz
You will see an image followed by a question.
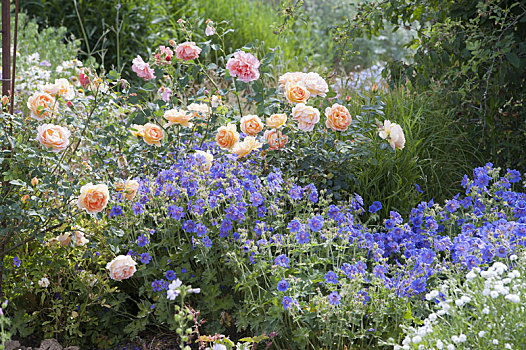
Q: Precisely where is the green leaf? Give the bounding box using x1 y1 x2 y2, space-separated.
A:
506 52 520 68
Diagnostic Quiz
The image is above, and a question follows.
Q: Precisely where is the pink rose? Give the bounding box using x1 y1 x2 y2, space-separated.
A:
158 87 172 102
205 24 216 36
154 45 173 65
132 55 155 80
226 51 260 83
175 42 202 61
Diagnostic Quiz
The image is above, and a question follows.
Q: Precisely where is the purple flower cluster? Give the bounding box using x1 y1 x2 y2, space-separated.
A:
115 149 525 315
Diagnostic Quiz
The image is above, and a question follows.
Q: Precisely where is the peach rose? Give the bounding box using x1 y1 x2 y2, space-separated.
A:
291 103 320 132
195 150 214 171
187 103 210 119
266 114 287 129
231 136 263 158
74 230 89 246
325 103 352 132
285 82 310 104
175 42 202 61
142 123 164 147
164 109 194 128
106 255 137 281
379 120 406 150
132 55 155 80
43 78 76 100
115 179 125 192
278 72 305 88
78 183 109 214
124 179 140 200
57 233 71 246
130 124 144 137
303 72 329 97
239 114 264 136
264 129 288 150
27 92 57 120
36 124 71 152
215 124 239 149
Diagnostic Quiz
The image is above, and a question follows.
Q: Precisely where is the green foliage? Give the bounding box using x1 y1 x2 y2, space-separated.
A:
21 0 183 75
347 0 526 172
15 13 79 71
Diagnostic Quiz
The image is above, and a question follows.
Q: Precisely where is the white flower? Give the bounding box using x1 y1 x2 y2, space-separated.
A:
428 313 437 322
412 335 422 344
478 331 486 337
505 343 512 349
166 278 183 300
402 336 411 345
447 344 455 350
493 339 499 345
38 277 50 288
436 339 444 349
510 254 518 261
458 334 466 342
379 120 405 150
466 270 477 281
426 290 439 301
451 335 459 344
212 345 227 350
505 294 520 303
167 289 180 300
482 307 490 314
490 290 500 298
169 278 182 290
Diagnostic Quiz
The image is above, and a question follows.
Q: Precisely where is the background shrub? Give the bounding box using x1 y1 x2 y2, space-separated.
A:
346 0 526 172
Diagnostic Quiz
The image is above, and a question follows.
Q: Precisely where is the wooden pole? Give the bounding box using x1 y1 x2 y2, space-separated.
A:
1 0 10 97
9 0 17 115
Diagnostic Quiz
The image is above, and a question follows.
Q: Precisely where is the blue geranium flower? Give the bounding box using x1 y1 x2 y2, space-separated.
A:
369 201 382 213
132 202 144 215
275 254 289 267
324 271 338 284
136 234 149 247
13 256 21 267
165 270 176 281
277 278 289 292
308 215 324 232
288 185 304 201
328 291 341 306
167 205 184 220
109 204 123 217
202 236 213 248
296 230 310 245
287 219 302 233
282 296 294 310
139 253 151 264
